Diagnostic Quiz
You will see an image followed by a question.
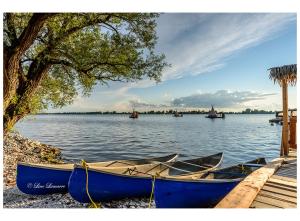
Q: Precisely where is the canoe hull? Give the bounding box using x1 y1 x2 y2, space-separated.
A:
154 158 266 208
16 164 72 195
16 153 178 195
68 167 153 203
154 179 239 208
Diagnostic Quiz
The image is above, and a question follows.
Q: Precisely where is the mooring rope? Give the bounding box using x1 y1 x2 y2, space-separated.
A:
148 175 157 208
81 160 101 208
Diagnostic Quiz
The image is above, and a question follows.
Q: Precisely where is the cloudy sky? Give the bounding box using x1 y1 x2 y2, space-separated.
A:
53 13 297 112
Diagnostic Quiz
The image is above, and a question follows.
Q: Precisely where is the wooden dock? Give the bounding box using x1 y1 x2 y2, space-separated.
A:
215 149 297 208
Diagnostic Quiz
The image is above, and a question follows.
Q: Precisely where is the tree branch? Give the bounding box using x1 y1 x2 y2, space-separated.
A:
49 13 113 46
13 13 56 56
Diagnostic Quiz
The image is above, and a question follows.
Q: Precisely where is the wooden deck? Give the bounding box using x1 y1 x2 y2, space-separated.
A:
216 150 297 208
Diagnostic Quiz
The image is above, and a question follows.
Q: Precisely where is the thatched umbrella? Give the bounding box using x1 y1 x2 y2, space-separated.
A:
269 64 297 156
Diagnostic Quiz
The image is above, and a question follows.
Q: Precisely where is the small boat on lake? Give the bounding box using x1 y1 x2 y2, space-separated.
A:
68 152 223 203
205 105 225 119
154 158 266 208
129 110 139 118
173 111 183 117
16 154 178 195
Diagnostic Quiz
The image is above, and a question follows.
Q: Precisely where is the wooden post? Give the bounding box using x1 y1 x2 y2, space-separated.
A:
281 80 289 156
289 115 297 149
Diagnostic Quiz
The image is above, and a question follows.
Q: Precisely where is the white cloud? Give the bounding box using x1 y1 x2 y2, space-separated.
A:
157 13 295 81
171 90 276 108
129 100 169 109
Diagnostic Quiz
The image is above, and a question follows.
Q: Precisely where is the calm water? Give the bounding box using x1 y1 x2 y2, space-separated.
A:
15 114 282 167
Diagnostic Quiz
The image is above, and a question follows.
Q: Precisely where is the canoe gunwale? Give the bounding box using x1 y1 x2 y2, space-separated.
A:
16 153 179 172
156 157 266 182
17 162 74 171
73 152 224 179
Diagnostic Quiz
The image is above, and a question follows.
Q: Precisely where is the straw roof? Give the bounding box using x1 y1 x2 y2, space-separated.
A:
269 64 297 86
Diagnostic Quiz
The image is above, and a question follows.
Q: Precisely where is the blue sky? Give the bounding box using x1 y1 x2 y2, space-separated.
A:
54 13 297 112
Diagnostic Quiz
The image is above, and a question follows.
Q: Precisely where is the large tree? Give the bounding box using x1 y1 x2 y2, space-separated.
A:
3 13 168 133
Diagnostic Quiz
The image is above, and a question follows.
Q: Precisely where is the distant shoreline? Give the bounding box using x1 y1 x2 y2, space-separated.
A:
34 108 282 115
36 112 276 115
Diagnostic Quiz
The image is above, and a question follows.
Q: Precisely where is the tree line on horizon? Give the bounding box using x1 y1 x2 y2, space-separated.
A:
38 108 276 115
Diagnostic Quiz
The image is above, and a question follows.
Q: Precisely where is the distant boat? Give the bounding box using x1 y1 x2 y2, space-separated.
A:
129 111 139 119
205 105 225 119
173 111 183 117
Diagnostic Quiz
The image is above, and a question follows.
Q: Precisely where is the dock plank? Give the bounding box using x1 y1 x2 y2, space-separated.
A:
258 190 297 204
262 185 297 198
271 175 297 183
215 152 297 208
215 159 284 208
264 182 297 192
268 178 297 188
254 195 296 208
250 200 281 208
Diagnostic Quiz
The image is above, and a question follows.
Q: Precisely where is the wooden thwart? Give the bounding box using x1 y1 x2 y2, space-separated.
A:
215 159 284 208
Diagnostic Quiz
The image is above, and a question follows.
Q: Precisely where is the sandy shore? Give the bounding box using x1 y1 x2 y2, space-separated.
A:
3 132 155 208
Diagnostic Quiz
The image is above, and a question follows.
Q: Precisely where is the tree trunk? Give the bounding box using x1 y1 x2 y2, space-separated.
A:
4 106 29 134
3 13 54 134
3 48 20 113
3 63 49 134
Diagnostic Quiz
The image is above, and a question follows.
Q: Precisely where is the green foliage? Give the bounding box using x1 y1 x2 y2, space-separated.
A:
4 13 169 114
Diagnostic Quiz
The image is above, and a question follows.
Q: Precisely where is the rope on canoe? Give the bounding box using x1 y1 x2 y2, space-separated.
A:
148 175 157 208
81 160 101 208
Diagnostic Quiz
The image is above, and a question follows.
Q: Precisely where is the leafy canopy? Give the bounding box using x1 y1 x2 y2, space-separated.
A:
4 13 168 112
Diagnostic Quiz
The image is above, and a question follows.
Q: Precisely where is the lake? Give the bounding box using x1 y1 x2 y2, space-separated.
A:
15 114 282 167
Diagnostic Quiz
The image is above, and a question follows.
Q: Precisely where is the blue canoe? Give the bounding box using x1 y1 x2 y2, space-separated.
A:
16 153 178 195
68 152 223 203
154 158 267 208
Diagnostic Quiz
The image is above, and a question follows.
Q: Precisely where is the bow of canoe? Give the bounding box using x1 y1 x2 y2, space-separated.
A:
16 163 73 195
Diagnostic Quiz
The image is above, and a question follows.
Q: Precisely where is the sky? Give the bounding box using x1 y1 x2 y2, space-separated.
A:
53 13 297 112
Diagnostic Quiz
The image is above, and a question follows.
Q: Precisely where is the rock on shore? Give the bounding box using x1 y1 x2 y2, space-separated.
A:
3 186 155 208
3 132 155 208
3 132 63 187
